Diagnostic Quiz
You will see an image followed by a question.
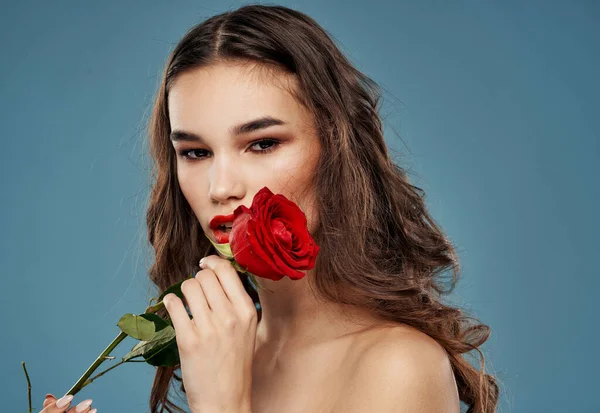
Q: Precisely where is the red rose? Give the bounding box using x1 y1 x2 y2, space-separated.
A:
229 186 319 281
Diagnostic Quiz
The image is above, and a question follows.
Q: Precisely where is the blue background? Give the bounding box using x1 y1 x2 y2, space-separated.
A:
1 1 598 412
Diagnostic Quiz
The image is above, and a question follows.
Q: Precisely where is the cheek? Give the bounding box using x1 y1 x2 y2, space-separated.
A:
177 167 193 198
177 166 208 209
268 146 318 191
267 157 320 233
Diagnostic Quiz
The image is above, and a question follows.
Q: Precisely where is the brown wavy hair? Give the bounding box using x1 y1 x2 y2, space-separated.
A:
144 4 500 412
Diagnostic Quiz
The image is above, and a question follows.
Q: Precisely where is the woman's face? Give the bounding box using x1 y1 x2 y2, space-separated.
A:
168 62 321 245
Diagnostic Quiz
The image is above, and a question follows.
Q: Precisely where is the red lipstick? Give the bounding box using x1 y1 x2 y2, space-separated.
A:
209 213 235 244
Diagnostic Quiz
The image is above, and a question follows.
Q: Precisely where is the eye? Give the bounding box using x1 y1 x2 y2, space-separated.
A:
176 138 281 161
249 138 280 153
177 148 209 160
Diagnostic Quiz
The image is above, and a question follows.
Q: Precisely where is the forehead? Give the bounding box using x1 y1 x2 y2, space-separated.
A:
168 62 311 132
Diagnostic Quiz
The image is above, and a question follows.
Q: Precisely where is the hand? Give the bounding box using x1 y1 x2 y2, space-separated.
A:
163 255 258 413
41 394 95 413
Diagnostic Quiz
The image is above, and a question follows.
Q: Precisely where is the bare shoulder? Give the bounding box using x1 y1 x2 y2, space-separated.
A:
334 324 460 413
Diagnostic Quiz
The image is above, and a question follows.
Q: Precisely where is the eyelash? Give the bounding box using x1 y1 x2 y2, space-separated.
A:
177 138 281 161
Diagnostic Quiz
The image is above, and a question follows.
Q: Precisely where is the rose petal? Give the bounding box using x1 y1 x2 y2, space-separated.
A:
229 186 319 281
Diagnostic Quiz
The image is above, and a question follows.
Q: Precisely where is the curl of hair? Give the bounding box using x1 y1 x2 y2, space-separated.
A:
145 4 500 412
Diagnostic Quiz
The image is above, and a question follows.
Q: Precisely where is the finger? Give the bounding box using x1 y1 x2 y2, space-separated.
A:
195 269 231 314
200 255 255 311
65 405 96 413
163 293 196 340
180 277 211 324
43 395 55 408
68 399 93 413
41 394 73 412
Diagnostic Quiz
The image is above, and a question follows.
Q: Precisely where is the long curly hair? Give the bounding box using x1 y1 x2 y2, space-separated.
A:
144 4 500 412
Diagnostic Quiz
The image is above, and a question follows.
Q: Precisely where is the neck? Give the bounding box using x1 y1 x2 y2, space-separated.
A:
252 268 381 354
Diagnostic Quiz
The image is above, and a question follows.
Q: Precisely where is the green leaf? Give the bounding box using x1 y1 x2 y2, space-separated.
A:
157 275 194 302
122 325 176 363
144 338 180 367
139 312 170 332
117 314 156 341
122 314 181 366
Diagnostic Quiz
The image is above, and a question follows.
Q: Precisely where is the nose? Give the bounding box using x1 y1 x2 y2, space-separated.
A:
208 153 245 205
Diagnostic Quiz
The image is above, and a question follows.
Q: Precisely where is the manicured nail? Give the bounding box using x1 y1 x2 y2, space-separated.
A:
75 399 93 412
89 409 97 413
56 395 73 408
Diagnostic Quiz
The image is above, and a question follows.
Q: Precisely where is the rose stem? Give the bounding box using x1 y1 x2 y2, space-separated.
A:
21 362 32 413
81 358 146 387
64 301 166 396
64 331 128 396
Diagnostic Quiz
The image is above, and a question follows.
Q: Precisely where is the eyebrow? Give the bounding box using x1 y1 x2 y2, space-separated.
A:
169 116 287 142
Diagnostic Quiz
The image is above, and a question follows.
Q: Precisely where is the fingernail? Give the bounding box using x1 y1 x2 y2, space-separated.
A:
89 409 97 413
199 258 205 267
75 399 93 412
56 395 73 408
45 394 55 399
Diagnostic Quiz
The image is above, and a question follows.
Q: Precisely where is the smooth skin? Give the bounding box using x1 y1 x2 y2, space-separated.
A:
40 395 95 413
162 255 257 413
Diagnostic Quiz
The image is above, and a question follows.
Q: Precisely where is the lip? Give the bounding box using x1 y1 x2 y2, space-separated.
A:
211 227 231 244
209 213 235 229
209 213 235 244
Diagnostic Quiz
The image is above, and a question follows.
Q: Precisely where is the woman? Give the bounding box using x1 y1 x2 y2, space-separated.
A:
43 4 498 413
